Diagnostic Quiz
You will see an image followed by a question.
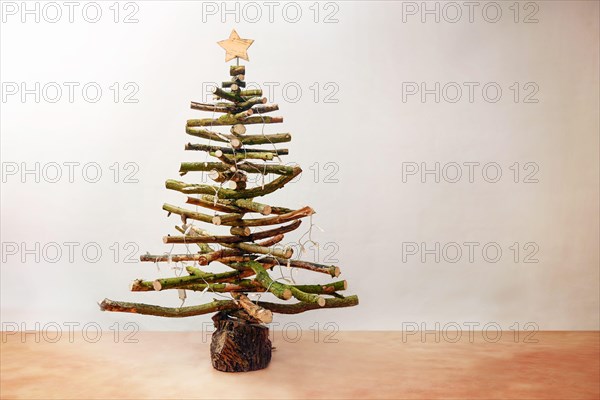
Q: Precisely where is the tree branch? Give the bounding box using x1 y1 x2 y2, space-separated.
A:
166 166 301 199
99 295 359 317
186 127 292 145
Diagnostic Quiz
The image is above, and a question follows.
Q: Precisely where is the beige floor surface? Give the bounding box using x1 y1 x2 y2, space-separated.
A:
1 331 598 399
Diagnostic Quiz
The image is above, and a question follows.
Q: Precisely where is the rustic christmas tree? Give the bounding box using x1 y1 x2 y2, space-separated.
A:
100 30 359 372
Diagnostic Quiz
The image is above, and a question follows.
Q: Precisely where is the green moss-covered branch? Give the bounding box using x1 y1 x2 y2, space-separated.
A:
150 268 253 291
186 127 292 145
245 261 324 306
257 295 359 314
212 87 243 103
184 143 288 156
190 101 231 113
243 261 292 300
187 115 282 127
100 295 358 318
230 65 245 76
99 298 236 317
180 161 296 176
210 151 277 161
189 100 277 115
166 166 301 199
229 241 293 259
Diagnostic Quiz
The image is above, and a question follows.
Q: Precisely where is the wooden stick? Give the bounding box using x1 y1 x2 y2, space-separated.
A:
245 261 292 300
176 201 308 228
166 280 261 293
190 101 231 113
186 196 272 216
99 298 236 317
186 196 241 213
151 273 232 291
215 254 340 277
230 65 245 76
235 294 273 324
295 280 347 294
139 253 214 264
233 109 253 119
210 151 277 162
252 104 279 114
239 89 262 97
235 97 267 112
270 205 295 215
132 276 346 295
163 220 302 244
186 127 292 145
173 226 214 253
255 234 284 247
207 169 236 183
222 81 246 89
152 267 257 291
187 115 283 127
230 226 251 236
211 213 243 226
229 198 272 215
163 203 215 224
184 249 240 266
212 87 242 103
289 286 325 307
166 166 301 199
229 242 293 259
246 261 323 306
130 279 154 291
283 259 341 277
99 295 359 317
233 206 314 227
185 144 288 156
180 161 296 176
179 221 298 247
189 100 274 115
258 295 358 314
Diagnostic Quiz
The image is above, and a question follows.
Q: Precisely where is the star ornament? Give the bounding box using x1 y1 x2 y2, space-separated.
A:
218 30 254 62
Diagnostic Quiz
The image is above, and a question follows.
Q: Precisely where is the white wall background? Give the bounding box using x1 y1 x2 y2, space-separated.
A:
1 1 598 331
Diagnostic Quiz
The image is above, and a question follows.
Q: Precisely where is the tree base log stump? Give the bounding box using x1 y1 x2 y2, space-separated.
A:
210 312 272 372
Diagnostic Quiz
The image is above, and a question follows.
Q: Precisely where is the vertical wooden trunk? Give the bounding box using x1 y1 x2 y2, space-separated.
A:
210 312 272 372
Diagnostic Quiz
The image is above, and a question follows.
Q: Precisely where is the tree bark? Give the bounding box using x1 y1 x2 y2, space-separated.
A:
210 312 272 372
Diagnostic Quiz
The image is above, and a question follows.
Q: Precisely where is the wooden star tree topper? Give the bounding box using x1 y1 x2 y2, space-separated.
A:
218 30 254 62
